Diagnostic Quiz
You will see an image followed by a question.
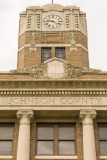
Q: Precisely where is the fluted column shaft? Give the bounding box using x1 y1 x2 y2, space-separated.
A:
16 110 34 160
80 110 97 160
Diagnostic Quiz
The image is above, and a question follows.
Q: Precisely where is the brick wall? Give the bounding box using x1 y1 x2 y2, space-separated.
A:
17 49 24 69
24 47 41 67
66 47 89 68
17 31 89 69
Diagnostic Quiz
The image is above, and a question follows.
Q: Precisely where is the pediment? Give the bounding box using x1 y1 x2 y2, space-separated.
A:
11 58 101 79
44 58 67 79
44 57 67 64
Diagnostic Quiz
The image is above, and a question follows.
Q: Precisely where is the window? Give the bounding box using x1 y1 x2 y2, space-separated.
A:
0 124 14 155
36 124 76 155
98 124 107 155
55 47 65 60
41 47 51 63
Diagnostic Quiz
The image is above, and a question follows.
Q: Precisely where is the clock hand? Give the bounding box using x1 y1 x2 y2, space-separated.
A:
47 20 57 24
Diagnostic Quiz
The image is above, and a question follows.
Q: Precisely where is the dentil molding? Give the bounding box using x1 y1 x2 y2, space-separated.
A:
0 90 107 96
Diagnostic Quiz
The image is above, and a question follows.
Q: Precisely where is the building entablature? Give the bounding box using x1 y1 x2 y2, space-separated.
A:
0 78 107 118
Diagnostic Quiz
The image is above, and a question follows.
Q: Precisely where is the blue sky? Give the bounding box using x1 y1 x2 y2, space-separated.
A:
0 0 107 71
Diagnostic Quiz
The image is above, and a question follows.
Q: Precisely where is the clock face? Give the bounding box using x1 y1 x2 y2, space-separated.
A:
43 15 63 28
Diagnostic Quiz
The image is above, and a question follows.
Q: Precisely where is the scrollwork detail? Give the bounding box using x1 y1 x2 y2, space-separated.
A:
11 64 48 79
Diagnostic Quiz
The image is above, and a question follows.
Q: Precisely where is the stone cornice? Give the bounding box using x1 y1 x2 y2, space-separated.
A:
0 80 107 90
18 30 88 39
18 44 88 52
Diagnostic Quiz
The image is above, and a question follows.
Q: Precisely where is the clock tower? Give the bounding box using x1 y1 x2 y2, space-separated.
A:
17 3 89 69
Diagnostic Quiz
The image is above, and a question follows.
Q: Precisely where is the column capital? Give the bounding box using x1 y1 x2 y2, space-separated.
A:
80 109 97 125
17 110 34 125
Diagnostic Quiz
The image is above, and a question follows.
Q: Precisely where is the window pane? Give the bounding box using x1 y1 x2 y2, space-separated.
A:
59 141 75 155
99 126 107 139
38 126 53 139
55 48 65 60
41 47 51 63
59 126 74 139
37 141 53 155
0 141 12 155
100 141 107 155
0 127 13 139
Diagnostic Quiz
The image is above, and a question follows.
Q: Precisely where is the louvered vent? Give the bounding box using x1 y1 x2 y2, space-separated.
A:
27 15 32 28
19 17 26 36
80 16 87 35
66 14 70 28
37 14 41 28
74 14 79 28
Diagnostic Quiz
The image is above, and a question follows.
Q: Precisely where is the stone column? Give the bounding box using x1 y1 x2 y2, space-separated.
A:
80 110 97 160
16 110 34 160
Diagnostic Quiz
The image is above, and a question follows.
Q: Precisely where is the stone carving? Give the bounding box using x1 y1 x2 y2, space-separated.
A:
79 110 97 123
17 110 34 123
63 63 101 79
11 58 101 79
42 32 64 43
68 30 78 51
28 30 39 52
11 64 48 79
80 110 97 120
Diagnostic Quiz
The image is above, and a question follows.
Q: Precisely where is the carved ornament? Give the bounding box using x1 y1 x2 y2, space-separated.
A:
28 30 39 52
63 63 101 79
11 58 101 79
17 110 34 123
68 30 78 51
11 63 48 79
80 110 97 124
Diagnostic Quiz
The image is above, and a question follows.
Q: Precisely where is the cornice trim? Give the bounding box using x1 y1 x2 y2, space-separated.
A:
18 44 88 52
18 30 87 37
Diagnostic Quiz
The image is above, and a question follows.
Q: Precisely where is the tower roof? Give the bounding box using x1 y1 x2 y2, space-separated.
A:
41 3 64 10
